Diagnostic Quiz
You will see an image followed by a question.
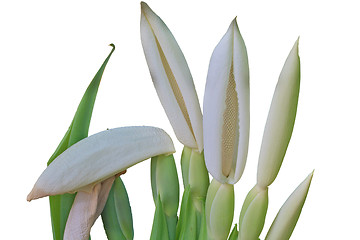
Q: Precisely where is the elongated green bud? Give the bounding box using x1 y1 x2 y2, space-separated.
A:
179 146 209 237
181 146 209 205
101 177 133 240
265 171 313 240
151 154 179 217
257 39 300 188
238 185 268 240
205 179 234 240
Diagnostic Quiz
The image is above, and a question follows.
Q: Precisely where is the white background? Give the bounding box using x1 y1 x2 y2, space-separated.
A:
1 0 359 239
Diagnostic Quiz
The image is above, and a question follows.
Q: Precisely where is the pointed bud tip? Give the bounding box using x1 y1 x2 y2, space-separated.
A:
307 169 314 183
230 17 238 28
292 37 300 55
26 188 44 202
140 1 150 13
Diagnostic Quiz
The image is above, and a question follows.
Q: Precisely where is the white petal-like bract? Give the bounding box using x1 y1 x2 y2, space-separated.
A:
265 171 313 240
257 39 300 188
27 126 175 201
140 2 203 151
203 19 250 184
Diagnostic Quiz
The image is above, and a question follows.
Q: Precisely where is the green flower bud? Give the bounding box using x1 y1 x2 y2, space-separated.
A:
151 154 179 240
151 154 180 217
238 185 268 240
205 179 235 240
257 39 301 188
101 177 134 240
181 147 209 203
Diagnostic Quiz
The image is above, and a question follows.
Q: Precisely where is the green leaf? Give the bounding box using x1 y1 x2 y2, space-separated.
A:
198 206 207 240
47 44 115 240
101 177 134 240
150 196 170 240
227 224 238 240
176 186 197 240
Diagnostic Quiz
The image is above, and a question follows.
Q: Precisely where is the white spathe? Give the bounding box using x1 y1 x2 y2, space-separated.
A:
27 126 175 240
265 171 314 240
257 39 301 188
27 126 175 201
140 2 203 152
203 19 250 184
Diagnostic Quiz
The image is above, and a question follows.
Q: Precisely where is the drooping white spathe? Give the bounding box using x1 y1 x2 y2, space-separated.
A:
257 39 301 188
140 2 203 152
265 171 313 240
27 126 175 240
27 126 175 200
203 19 250 184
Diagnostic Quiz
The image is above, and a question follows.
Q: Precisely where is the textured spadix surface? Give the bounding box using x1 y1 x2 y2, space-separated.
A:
140 2 203 152
203 19 250 184
27 126 175 201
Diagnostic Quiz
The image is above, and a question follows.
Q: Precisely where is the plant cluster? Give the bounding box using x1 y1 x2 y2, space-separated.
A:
27 2 313 240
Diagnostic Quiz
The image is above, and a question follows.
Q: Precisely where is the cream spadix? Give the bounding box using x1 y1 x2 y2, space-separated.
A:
203 19 250 184
140 2 203 152
257 39 300 188
27 126 175 201
265 171 313 240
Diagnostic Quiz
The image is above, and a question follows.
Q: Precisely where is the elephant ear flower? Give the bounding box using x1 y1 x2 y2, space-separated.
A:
27 126 175 240
203 18 250 184
140 2 203 152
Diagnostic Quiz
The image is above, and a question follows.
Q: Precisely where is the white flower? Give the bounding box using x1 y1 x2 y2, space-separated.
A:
203 18 250 184
27 126 175 240
257 39 301 188
140 2 203 152
265 171 314 240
